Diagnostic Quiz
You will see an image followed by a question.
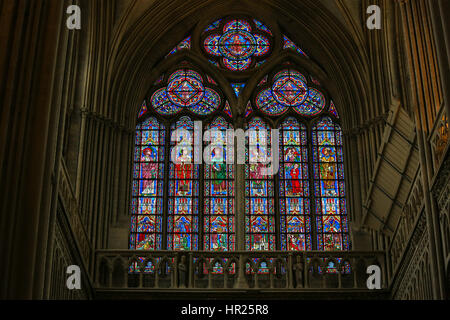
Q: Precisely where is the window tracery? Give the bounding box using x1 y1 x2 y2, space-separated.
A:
130 15 349 254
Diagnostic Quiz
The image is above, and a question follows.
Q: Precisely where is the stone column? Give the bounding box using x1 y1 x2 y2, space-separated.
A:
0 0 66 299
234 116 246 252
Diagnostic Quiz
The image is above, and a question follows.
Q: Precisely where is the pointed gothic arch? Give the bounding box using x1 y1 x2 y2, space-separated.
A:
131 15 350 254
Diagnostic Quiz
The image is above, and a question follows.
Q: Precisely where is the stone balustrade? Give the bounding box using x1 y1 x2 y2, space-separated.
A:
94 250 387 291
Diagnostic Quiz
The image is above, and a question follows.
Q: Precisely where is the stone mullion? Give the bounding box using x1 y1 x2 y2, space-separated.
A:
198 127 205 250
307 124 318 250
234 118 246 251
273 163 281 251
162 125 171 250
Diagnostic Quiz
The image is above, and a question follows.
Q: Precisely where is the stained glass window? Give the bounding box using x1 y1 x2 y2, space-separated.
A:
138 101 148 118
168 117 200 250
224 101 233 118
204 117 235 251
203 19 222 34
203 18 273 71
151 69 222 116
253 19 272 35
244 101 253 118
167 37 191 56
283 35 308 57
329 101 339 118
255 69 327 117
294 88 326 116
279 118 312 251
245 118 276 251
258 75 268 87
131 16 351 257
231 83 245 97
130 117 165 250
207 75 218 85
312 117 349 251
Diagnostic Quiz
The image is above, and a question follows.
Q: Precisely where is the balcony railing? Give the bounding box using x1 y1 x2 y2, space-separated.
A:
94 250 387 292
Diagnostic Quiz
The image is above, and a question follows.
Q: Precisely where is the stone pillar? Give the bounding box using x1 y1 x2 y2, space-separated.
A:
0 0 66 299
234 116 246 252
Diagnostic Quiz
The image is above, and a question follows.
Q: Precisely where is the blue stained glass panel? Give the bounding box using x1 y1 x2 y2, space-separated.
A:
313 117 349 250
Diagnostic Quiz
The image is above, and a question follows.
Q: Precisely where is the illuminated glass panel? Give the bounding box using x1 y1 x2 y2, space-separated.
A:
130 117 165 250
151 69 221 116
255 70 326 117
203 18 272 71
245 101 253 118
312 117 349 251
274 76 308 106
245 118 276 250
293 88 326 116
168 117 200 250
223 101 232 118
204 117 235 252
255 88 288 116
167 37 191 56
206 75 217 85
255 60 266 68
258 75 268 87
329 101 339 118
253 19 272 35
279 118 312 251
231 83 245 97
203 19 222 33
283 35 308 57
138 101 148 118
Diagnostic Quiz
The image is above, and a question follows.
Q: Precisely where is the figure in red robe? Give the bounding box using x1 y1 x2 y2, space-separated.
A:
175 148 192 195
290 163 302 195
